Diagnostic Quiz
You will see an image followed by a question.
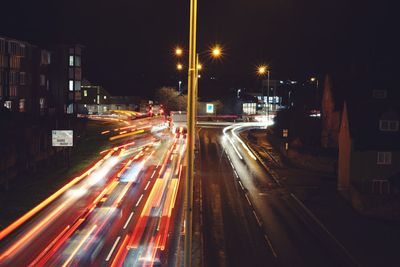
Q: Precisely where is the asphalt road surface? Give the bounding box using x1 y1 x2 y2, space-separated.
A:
198 125 357 267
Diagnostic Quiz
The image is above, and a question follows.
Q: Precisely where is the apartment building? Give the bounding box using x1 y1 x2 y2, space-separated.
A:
0 35 84 115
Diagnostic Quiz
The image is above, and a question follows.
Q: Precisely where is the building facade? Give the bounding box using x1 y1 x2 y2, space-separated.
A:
80 79 111 114
338 92 400 194
0 35 84 116
0 36 51 114
50 44 84 114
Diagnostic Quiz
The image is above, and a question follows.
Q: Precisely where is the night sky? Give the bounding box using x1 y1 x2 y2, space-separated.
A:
0 0 397 97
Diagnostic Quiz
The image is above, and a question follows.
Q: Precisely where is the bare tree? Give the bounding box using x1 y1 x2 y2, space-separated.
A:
156 87 187 112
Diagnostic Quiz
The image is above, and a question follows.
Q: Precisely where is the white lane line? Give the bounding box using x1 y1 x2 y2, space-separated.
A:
253 210 262 227
228 160 235 170
123 212 134 229
150 170 157 179
238 180 245 190
136 194 144 207
233 170 239 178
245 194 252 207
223 131 243 160
231 126 257 160
264 234 278 258
105 236 121 262
144 181 151 191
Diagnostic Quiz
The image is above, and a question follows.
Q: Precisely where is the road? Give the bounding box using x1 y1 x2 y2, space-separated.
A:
198 126 274 267
198 123 357 267
0 115 185 267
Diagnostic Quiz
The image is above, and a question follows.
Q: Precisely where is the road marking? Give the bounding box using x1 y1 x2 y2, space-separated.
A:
245 194 252 207
123 212 134 229
105 236 121 262
252 210 262 227
62 224 97 267
144 181 151 190
238 180 244 191
136 194 144 207
150 170 157 179
233 170 239 178
228 160 235 170
264 234 278 258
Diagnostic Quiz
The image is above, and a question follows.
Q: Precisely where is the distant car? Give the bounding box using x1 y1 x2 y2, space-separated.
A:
175 126 187 139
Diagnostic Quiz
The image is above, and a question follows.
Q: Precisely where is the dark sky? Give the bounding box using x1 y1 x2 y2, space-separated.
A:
0 0 397 97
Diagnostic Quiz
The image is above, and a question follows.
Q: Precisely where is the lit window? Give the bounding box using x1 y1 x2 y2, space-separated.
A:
379 120 399 132
41 50 51 65
69 80 74 91
75 56 81 67
69 55 74 66
4 101 12 109
377 152 392 165
67 103 74 114
19 99 25 112
83 90 88 97
40 98 45 109
74 81 81 91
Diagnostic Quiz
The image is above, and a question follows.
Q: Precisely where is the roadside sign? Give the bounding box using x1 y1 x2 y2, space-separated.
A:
206 103 214 114
52 130 73 147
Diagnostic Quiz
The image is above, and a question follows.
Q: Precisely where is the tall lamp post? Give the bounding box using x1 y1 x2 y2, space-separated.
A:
184 2 223 264
310 77 319 109
257 65 270 116
185 0 197 266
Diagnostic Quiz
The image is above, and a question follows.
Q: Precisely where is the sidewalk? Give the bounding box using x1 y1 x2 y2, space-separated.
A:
244 129 400 267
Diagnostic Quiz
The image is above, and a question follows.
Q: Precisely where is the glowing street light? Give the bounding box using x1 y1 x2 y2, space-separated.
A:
197 63 203 70
257 65 267 76
175 47 183 56
177 63 183 71
211 45 222 58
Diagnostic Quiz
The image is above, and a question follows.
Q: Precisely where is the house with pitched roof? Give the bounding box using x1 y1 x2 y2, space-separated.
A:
338 90 400 196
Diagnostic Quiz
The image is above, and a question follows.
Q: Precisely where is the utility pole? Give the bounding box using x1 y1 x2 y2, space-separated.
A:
185 0 197 266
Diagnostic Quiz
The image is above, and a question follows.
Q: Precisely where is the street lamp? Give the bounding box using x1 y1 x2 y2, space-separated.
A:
177 63 183 71
185 0 197 266
210 45 222 59
173 40 222 267
310 76 319 108
257 65 270 116
175 47 183 57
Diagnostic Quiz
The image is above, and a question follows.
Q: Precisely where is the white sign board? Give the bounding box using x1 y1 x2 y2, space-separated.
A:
52 130 73 147
206 103 214 114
